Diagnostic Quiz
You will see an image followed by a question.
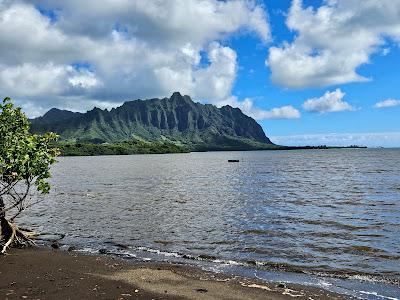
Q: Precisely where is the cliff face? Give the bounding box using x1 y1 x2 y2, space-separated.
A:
30 92 273 150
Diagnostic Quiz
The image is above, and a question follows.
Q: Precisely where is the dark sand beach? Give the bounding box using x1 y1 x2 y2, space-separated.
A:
0 247 353 300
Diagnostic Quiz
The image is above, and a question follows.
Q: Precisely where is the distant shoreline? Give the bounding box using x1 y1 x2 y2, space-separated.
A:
274 145 368 150
56 141 368 156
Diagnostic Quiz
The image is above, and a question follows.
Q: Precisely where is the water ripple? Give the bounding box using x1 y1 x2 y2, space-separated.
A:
18 149 400 284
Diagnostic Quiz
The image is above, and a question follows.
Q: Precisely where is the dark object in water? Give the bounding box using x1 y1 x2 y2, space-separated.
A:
228 159 239 162
51 241 60 249
277 283 286 288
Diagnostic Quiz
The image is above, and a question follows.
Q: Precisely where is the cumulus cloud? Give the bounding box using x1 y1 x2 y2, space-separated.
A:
0 63 102 98
266 0 400 88
0 0 270 116
302 89 354 114
270 132 400 147
253 105 300 120
218 96 301 120
374 99 400 108
154 42 238 101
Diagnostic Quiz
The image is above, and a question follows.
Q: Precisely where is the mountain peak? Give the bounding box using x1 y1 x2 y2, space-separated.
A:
35 108 81 124
43 108 67 116
171 91 183 98
169 92 193 104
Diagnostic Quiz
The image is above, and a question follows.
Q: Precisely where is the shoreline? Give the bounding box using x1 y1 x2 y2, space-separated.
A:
0 247 354 300
57 145 370 157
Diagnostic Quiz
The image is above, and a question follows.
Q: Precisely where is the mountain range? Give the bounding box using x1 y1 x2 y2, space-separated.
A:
30 92 276 151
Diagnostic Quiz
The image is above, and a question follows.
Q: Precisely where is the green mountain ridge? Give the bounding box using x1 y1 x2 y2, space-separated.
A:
30 92 276 151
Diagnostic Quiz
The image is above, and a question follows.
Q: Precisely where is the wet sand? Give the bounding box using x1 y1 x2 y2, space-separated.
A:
0 248 353 299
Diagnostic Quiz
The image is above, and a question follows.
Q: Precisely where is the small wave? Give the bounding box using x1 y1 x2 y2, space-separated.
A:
240 229 292 237
359 290 399 300
64 242 400 287
241 229 268 235
308 271 400 286
209 240 238 245
345 245 382 253
104 240 130 249
341 246 400 260
153 240 174 246
135 246 184 258
302 219 383 230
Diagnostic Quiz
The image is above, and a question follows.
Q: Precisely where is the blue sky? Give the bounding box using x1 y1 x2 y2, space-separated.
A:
0 0 399 146
228 0 400 145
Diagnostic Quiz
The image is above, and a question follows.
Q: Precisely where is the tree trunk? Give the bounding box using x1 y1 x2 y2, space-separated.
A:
0 196 6 238
1 215 12 241
0 196 4 218
1 196 15 252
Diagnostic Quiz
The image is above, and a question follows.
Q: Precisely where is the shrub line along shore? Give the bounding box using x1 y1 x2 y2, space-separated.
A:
0 247 354 300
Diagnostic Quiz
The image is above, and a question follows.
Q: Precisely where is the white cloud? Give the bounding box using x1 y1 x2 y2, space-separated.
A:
266 0 400 88
270 132 400 148
154 42 238 101
382 48 391 56
251 105 301 120
374 99 400 108
0 0 271 116
68 73 101 89
302 89 354 113
0 63 101 97
217 96 301 120
33 0 271 45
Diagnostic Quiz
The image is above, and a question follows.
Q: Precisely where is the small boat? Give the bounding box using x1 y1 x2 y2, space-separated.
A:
228 159 240 162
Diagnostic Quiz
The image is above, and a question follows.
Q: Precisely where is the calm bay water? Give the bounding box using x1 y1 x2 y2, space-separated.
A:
20 149 400 299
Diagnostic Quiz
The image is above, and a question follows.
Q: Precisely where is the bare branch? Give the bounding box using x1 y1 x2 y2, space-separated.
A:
1 179 32 217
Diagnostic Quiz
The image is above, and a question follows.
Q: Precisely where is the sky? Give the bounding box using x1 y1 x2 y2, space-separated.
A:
0 0 399 147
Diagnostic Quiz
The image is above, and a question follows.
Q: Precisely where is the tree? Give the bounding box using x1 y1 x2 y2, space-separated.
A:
0 97 59 254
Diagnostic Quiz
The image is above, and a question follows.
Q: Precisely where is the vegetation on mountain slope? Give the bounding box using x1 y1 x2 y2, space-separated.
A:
30 92 275 154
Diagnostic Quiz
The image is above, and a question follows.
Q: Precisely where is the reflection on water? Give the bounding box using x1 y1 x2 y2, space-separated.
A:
20 149 400 297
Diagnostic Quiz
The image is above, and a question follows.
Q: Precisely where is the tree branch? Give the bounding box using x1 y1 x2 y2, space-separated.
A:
0 179 32 217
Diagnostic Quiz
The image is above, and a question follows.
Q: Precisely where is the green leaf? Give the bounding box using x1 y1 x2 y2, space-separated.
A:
0 97 59 195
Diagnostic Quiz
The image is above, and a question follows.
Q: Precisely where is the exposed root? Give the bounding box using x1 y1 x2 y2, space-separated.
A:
1 219 16 254
1 217 36 254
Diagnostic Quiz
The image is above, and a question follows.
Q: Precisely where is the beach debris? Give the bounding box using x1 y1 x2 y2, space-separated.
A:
277 282 286 288
240 283 272 291
115 243 129 250
51 241 60 249
198 254 217 260
67 246 77 252
282 288 304 297
99 248 108 254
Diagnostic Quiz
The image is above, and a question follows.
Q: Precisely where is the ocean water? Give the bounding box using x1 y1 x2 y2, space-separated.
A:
19 149 400 299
